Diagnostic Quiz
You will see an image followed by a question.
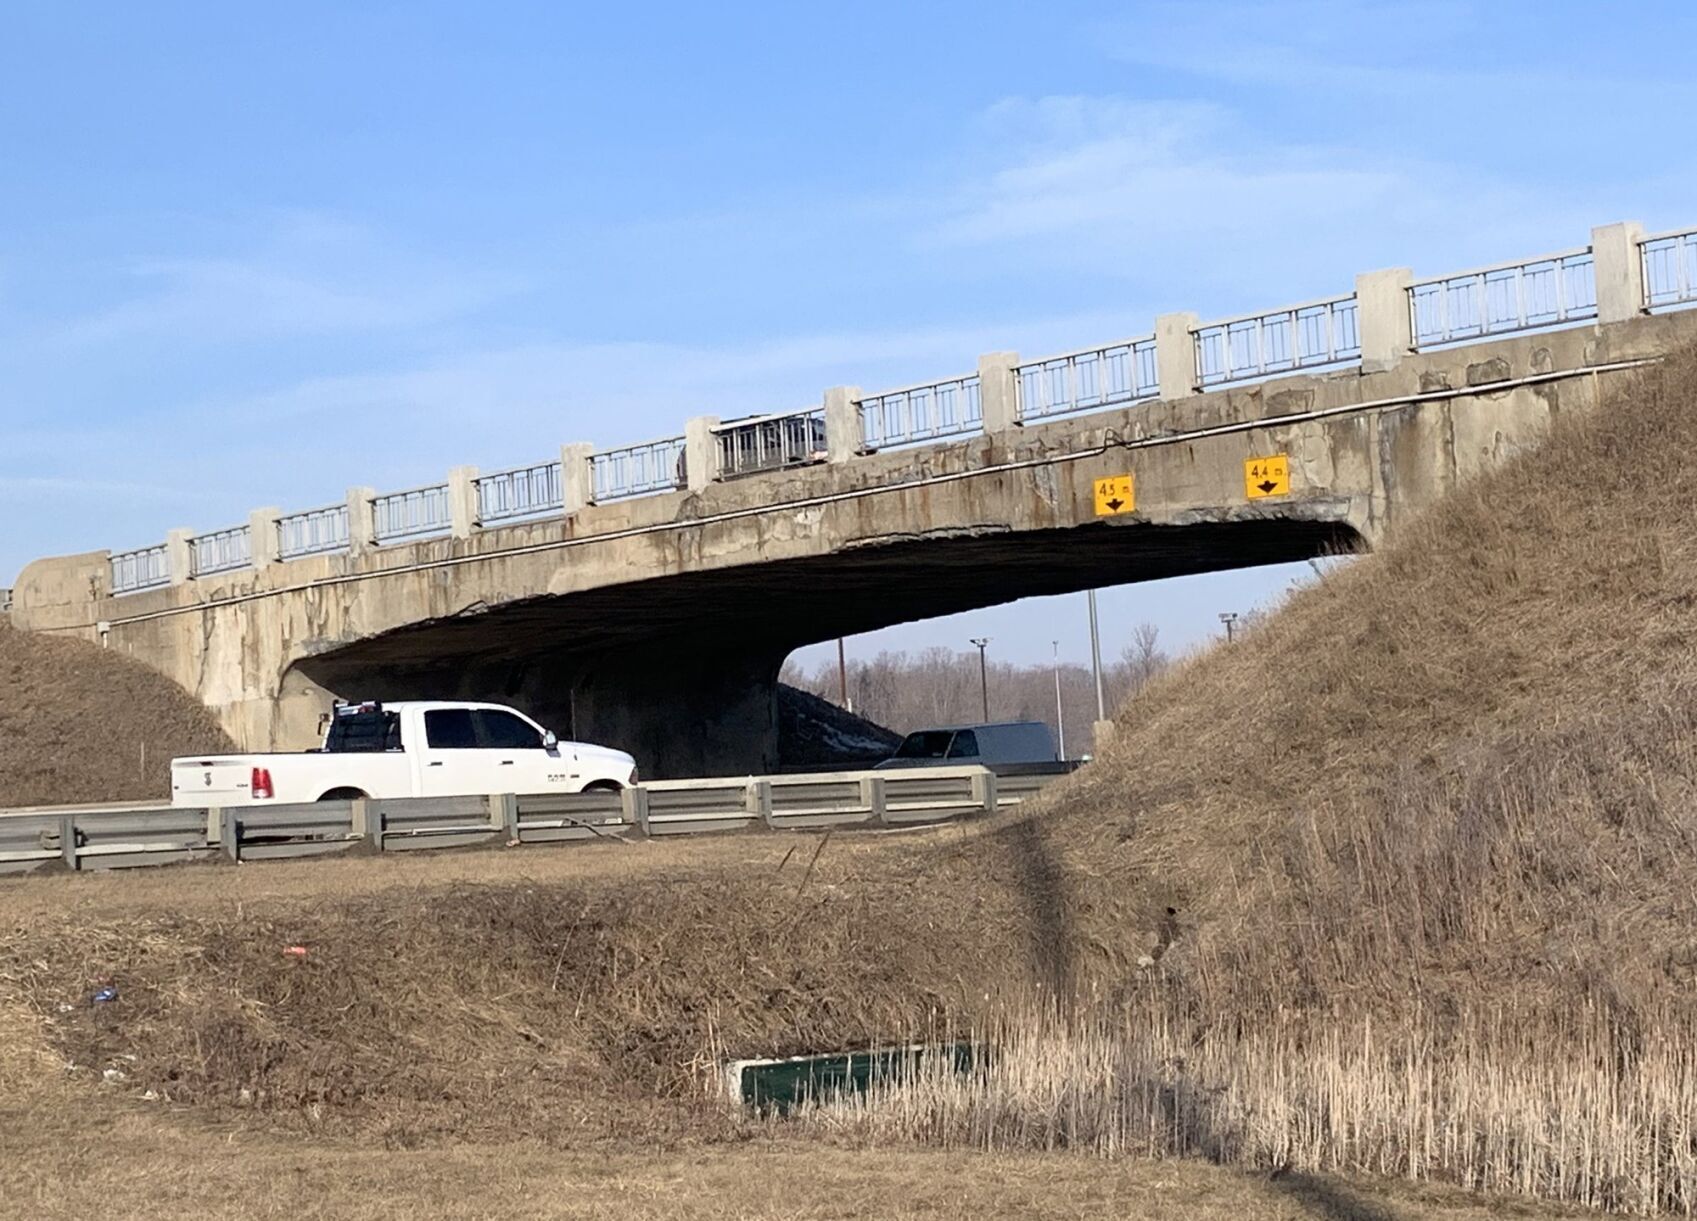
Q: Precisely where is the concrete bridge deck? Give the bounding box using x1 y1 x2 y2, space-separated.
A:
10 219 1696 775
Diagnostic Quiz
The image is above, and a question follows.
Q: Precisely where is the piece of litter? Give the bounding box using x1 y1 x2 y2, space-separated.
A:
102 1068 126 1083
141 1089 160 1102
90 986 118 1004
55 1002 73 1014
282 945 309 958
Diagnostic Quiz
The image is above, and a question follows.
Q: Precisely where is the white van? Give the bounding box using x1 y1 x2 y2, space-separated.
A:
874 721 1058 771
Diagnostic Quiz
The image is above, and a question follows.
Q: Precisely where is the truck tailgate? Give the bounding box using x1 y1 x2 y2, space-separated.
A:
171 757 258 804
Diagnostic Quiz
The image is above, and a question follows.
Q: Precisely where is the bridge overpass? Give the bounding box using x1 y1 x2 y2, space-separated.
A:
9 219 1697 776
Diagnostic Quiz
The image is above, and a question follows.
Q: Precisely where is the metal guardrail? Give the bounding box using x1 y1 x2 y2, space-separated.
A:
0 766 1050 876
1018 336 1158 420
191 525 251 578
1194 296 1360 387
476 460 563 524
1409 249 1596 349
110 544 170 595
858 374 981 449
66 218 1697 589
278 503 350 560
373 484 452 543
1642 229 1697 311
715 409 828 477
591 436 686 501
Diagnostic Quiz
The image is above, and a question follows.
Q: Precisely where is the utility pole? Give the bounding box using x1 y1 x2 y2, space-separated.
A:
836 638 851 713
1087 589 1106 722
969 637 991 722
1219 611 1240 643
1052 640 1066 761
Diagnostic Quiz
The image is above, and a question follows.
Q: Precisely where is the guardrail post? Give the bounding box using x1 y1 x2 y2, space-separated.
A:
351 798 383 852
248 508 281 569
859 775 888 826
1155 313 1201 400
621 785 650 837
58 815 78 870
745 779 774 830
970 769 999 817
824 386 864 463
683 416 720 491
977 352 1020 433
1355 267 1414 373
165 529 194 585
346 487 377 555
448 466 480 537
560 443 595 514
1592 221 1647 323
492 792 519 843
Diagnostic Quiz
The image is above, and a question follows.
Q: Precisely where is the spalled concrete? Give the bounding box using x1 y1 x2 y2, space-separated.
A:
11 311 1696 776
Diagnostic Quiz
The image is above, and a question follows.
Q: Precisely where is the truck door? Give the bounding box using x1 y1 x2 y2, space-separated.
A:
414 707 559 797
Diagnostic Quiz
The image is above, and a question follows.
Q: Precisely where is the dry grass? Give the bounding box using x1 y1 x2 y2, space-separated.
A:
9 348 1697 1212
0 620 233 807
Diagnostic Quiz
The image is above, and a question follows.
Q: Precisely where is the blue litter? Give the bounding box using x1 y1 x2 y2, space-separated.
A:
90 986 118 1004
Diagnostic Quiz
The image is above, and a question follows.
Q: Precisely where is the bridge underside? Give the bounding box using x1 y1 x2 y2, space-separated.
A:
294 516 1361 777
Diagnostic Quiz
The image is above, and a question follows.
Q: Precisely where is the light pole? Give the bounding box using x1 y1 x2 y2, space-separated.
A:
1219 611 1240 643
836 638 851 712
1087 589 1106 722
969 637 990 722
1052 640 1066 761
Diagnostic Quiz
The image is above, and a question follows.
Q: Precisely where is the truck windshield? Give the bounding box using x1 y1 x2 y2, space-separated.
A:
325 710 402 752
894 731 954 759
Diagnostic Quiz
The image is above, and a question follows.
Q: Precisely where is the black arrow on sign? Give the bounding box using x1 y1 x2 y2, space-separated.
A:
1105 497 1125 511
1257 480 1279 494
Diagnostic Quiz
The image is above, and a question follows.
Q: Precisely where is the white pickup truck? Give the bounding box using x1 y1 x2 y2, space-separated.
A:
170 700 638 807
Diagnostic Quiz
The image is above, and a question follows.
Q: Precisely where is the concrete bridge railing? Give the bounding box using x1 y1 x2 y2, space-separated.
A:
63 217 1697 599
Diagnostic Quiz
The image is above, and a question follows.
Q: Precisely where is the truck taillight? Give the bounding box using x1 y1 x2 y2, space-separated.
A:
251 767 275 800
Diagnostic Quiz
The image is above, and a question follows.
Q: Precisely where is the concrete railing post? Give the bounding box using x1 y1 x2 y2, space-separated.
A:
448 466 479 537
1154 313 1200 400
58 815 78 870
683 416 720 491
346 487 377 555
977 352 1021 433
165 528 194 585
560 443 595 514
969 769 999 817
1592 221 1648 324
1355 267 1415 373
824 386 864 463
248 508 281 569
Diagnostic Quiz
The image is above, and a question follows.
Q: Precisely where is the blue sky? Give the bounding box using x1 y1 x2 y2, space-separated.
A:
3 1 1693 669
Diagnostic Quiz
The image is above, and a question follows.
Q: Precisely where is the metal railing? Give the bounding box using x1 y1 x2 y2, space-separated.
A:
1409 249 1596 349
277 504 350 560
110 544 170 595
1018 335 1158 420
591 435 686 502
1195 295 1360 387
373 484 451 543
0 765 1049 876
476 460 563 524
858 373 981 449
715 409 827 477
1642 229 1697 311
191 526 251 578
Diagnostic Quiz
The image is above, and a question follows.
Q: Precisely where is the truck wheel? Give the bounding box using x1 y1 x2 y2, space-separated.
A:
319 787 369 802
582 780 623 793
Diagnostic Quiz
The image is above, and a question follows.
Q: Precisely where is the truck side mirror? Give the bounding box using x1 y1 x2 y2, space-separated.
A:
542 731 558 750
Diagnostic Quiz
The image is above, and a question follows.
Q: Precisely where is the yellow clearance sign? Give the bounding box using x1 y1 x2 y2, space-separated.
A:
1093 474 1135 516
1245 454 1290 499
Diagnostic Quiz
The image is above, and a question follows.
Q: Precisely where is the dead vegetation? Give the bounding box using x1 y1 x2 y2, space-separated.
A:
6 348 1697 1211
0 621 232 807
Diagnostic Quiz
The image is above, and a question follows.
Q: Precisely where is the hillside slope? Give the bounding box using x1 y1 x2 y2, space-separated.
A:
1042 345 1697 1024
0 623 233 807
